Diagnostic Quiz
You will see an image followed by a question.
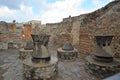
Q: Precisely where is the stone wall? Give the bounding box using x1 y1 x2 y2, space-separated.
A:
38 0 120 54
8 23 16 32
45 22 73 46
27 0 120 55
0 33 8 42
0 0 119 54
0 42 8 49
71 20 81 46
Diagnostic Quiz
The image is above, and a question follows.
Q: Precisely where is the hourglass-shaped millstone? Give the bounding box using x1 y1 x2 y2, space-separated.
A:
93 35 113 62
31 34 51 62
95 35 113 48
23 34 58 80
85 35 120 78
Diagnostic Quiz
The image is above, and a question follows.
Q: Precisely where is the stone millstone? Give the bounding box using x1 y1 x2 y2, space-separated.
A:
24 40 33 50
62 41 74 50
95 46 112 56
57 41 78 61
32 45 50 62
92 45 113 63
31 34 50 62
23 34 58 80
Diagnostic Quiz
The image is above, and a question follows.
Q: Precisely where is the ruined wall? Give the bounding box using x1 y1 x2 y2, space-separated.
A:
79 28 95 54
0 21 9 42
71 21 80 45
23 24 32 41
0 33 8 42
78 0 120 54
8 23 16 32
32 0 120 55
44 22 73 46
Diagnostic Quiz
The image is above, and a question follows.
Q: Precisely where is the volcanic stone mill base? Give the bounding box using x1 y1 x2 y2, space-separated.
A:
23 56 58 80
85 56 120 78
19 48 33 60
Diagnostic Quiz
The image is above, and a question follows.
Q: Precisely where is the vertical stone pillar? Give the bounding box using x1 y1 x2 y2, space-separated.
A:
71 20 80 45
23 24 32 41
11 23 16 32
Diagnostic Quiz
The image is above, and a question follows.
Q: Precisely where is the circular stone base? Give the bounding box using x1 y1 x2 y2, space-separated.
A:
85 56 120 78
57 48 78 61
114 58 120 62
19 48 33 60
23 55 58 80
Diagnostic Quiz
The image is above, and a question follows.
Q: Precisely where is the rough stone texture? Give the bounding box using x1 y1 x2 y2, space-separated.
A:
0 49 101 80
86 56 120 79
71 20 80 46
79 28 95 54
23 56 58 80
0 0 120 53
23 24 32 41
0 21 9 42
38 0 120 54
0 0 119 54
113 43 120 58
19 48 33 60
0 21 24 50
0 42 8 50
57 48 78 61
9 23 16 32
0 49 23 80
79 0 120 54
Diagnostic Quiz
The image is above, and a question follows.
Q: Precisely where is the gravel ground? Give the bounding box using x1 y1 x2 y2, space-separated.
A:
0 48 100 80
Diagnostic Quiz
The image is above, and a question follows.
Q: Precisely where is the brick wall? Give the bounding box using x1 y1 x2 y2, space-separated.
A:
23 24 32 41
0 33 8 42
79 28 95 54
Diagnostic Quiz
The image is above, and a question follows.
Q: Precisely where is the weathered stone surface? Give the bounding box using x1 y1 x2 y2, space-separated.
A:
0 50 23 80
57 41 78 61
23 24 32 41
71 20 80 45
0 1 119 54
0 48 100 80
41 0 120 54
23 55 58 80
24 40 33 50
19 48 33 60
86 35 120 79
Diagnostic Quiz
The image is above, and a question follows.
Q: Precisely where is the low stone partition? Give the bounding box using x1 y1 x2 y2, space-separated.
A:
19 48 33 60
23 56 58 80
86 56 120 78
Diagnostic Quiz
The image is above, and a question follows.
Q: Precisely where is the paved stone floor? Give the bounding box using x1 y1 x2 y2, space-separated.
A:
0 49 23 80
0 49 100 80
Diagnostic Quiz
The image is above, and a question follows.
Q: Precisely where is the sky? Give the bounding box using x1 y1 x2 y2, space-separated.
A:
0 0 113 24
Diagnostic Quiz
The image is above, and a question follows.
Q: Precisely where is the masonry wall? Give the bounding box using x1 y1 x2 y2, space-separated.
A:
10 24 16 32
23 24 32 41
79 28 95 54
